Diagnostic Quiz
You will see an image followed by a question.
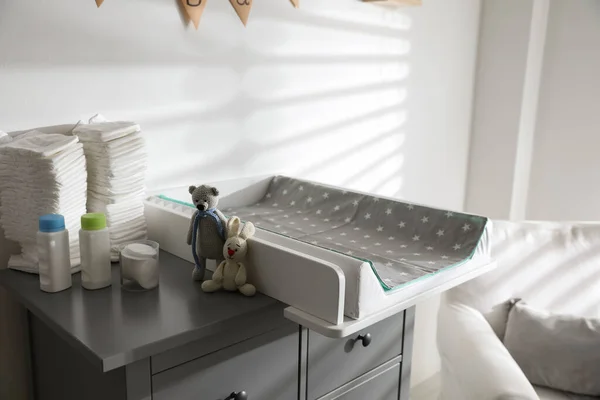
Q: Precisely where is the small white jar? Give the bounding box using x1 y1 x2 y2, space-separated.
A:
37 214 72 293
79 213 112 290
120 240 160 291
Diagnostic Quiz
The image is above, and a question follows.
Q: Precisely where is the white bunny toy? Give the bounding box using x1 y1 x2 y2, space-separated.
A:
201 217 257 297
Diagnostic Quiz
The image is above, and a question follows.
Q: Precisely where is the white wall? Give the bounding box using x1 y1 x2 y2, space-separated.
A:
467 0 600 223
526 0 600 220
0 0 481 392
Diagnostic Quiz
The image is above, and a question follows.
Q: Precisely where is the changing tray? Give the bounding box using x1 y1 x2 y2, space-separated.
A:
145 175 495 337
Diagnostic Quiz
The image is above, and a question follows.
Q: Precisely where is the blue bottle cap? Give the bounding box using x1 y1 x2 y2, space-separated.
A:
39 214 66 233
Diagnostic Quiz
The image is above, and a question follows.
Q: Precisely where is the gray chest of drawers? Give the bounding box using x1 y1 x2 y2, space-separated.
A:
0 251 415 400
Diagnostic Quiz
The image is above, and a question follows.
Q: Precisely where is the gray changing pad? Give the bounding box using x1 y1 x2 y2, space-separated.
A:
224 176 488 291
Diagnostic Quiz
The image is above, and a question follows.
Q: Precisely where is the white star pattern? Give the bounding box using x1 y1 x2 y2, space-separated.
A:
289 222 295 225
400 244 408 248
373 198 380 203
407 204 415 210
386 250 393 254
388 236 395 240
335 243 342 246
266 193 272 198
296 211 302 214
303 217 309 221
345 217 351 223
350 240 357 243
323 192 329 199
316 209 322 214
413 253 421 256
426 246 434 250
310 224 316 227
256 222 261 225
311 240 318 244
428 261 436 265
333 205 340 211
361 246 367 250
326 237 333 240
441 255 449 259
354 227 361 231
385 262 393 267
453 244 461 251
352 200 359 207
340 232 347 236
284 214 289 218
400 258 407 262
445 211 454 218
324 218 330 222
376 225 384 232
364 235 371 239
436 229 445 237
299 186 304 191
282 189 288 195
421 216 429 223
272 203 278 207
398 221 406 228
375 243 382 246
282 231 288 234
347 251 354 255
412 235 420 241
386 208 392 215
462 223 471 232
306 197 313 203
364 213 371 219
275 225 281 228
290 201 296 206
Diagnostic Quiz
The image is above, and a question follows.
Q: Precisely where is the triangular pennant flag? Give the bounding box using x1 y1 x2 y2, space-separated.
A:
229 0 253 26
290 0 299 8
180 0 208 29
95 0 104 7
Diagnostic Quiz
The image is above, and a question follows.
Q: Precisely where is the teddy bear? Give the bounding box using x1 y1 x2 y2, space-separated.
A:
201 216 257 296
186 184 228 281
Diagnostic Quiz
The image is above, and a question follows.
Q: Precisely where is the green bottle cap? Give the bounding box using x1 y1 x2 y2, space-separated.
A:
81 213 107 231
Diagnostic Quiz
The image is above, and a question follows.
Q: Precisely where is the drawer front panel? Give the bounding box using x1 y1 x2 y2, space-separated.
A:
323 362 400 400
307 312 404 400
153 325 299 400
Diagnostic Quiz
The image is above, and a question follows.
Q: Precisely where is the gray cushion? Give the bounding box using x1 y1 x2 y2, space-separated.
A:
504 300 600 397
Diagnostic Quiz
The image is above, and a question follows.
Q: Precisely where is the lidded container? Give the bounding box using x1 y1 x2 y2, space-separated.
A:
79 213 112 290
119 240 160 291
37 214 72 293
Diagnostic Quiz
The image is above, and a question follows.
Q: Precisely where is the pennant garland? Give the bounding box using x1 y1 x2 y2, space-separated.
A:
95 0 297 28
229 0 253 27
180 0 208 29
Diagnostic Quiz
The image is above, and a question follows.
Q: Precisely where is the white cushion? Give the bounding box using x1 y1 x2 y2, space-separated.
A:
445 221 600 339
504 301 600 397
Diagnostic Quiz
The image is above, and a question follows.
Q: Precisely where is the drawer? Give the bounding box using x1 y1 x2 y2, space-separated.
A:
152 325 299 400
307 312 404 400
318 360 401 400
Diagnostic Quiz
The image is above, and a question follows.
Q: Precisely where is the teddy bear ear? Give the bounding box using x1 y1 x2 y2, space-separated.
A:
188 185 197 194
211 187 219 196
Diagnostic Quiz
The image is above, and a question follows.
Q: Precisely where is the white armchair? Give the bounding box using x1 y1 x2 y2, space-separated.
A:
438 221 600 400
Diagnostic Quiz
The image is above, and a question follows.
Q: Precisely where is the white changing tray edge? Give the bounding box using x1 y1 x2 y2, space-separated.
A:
284 259 498 338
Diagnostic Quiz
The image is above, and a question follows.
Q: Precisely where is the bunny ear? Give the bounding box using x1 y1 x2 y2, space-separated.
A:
239 221 256 240
227 217 241 238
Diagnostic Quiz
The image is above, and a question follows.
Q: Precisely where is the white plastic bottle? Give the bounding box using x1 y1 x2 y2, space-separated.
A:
37 214 72 293
79 213 112 290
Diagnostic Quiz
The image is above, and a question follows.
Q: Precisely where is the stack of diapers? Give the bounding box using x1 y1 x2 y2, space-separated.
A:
0 131 87 272
73 121 148 259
